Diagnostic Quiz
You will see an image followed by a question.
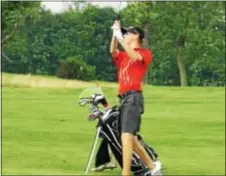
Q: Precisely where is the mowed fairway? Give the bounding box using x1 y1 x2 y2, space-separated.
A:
2 76 225 175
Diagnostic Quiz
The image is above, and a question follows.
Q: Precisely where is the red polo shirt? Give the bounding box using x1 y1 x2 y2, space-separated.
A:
112 48 152 95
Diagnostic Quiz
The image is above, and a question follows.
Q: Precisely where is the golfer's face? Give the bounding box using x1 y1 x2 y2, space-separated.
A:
124 31 139 44
123 32 134 44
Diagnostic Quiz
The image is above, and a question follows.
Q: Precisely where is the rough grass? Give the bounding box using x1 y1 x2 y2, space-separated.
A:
2 73 225 175
2 72 117 89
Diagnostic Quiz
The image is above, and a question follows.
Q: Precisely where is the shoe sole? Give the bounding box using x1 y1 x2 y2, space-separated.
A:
91 166 117 172
91 165 106 172
153 170 163 176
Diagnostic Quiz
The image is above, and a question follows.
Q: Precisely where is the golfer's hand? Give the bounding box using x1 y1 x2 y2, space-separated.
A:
111 20 121 30
111 20 123 40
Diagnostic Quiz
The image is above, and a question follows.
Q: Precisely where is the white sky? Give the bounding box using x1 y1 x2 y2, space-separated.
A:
41 1 128 13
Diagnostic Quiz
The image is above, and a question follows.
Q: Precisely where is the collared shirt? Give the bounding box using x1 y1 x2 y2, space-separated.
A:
112 48 153 95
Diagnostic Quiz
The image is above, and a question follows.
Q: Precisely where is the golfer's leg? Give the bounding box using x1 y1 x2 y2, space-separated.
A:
133 136 155 170
121 132 133 176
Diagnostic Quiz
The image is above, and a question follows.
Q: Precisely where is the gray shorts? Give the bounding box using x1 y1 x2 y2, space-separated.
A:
118 91 144 135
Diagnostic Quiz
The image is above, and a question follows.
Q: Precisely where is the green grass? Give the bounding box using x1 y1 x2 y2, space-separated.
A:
2 85 225 175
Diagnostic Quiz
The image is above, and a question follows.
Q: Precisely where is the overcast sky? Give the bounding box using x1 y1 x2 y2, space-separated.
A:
41 1 128 13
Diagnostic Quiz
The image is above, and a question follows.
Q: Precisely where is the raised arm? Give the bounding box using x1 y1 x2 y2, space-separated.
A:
111 21 142 61
110 35 118 55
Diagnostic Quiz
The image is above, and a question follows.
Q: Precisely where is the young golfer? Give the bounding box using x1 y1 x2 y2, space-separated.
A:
110 20 161 176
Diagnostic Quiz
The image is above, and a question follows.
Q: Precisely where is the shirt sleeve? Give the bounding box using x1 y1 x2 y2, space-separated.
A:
137 49 153 67
112 50 123 68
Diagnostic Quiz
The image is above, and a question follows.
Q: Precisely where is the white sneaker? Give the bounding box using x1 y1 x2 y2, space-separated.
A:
151 161 162 176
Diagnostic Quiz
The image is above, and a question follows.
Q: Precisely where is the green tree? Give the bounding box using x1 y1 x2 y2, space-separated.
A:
2 2 224 86
2 1 41 73
121 2 225 86
2 1 41 44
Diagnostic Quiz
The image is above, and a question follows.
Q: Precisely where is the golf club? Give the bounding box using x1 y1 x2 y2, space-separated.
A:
117 1 121 20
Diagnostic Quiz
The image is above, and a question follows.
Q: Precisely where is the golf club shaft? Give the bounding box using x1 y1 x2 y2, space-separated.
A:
84 127 102 174
117 1 121 20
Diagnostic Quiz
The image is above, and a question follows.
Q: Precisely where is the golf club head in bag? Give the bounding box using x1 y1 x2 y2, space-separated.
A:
78 86 107 121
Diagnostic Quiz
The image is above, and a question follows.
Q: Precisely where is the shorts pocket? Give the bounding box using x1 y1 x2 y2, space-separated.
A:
134 93 144 114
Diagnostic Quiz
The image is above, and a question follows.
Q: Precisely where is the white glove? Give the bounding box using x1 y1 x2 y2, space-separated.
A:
112 28 117 37
111 26 123 41
114 29 123 40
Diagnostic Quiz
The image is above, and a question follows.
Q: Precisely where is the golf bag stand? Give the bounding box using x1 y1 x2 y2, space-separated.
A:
84 126 102 175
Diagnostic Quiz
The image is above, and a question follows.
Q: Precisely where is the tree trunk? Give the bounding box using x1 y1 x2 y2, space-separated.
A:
176 33 188 86
177 48 188 86
2 22 18 44
25 16 33 74
143 23 151 85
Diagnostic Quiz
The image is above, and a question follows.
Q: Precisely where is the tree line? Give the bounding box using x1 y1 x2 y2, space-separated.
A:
2 1 225 86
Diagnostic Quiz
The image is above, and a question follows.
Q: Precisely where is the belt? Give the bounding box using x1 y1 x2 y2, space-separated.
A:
117 90 141 99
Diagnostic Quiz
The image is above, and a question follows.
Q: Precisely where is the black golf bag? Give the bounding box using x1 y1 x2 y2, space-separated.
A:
94 106 158 176
94 137 111 167
78 90 161 176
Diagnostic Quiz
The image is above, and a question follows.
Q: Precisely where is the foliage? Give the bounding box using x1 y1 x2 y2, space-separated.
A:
56 56 96 81
121 2 225 86
1 2 225 86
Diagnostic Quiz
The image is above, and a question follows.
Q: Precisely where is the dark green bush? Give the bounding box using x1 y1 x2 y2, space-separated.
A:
56 56 96 81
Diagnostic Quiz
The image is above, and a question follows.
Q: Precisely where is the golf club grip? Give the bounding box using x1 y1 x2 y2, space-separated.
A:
117 14 120 20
